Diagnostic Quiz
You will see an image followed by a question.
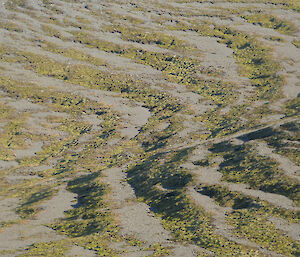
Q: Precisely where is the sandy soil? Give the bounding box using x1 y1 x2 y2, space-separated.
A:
0 0 299 256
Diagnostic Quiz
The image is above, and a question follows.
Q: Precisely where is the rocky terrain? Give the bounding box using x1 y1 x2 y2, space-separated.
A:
0 0 299 256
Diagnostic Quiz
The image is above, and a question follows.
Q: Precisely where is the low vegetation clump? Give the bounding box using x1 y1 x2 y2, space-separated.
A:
0 119 32 160
196 184 299 221
284 97 300 117
292 40 300 48
50 173 114 237
263 121 300 166
0 0 299 256
0 45 182 119
16 185 57 219
41 24 68 40
105 24 196 51
4 0 28 11
35 40 107 66
126 148 261 256
242 13 298 35
0 20 23 32
168 20 283 101
166 18 287 140
209 141 299 204
174 0 300 12
196 184 299 255
69 31 233 106
19 240 72 257
0 104 25 161
229 209 299 256
103 10 145 25
265 35 286 42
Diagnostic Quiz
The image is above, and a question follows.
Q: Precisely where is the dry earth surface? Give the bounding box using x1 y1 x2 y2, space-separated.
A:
0 0 299 256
